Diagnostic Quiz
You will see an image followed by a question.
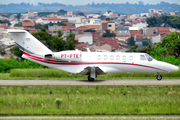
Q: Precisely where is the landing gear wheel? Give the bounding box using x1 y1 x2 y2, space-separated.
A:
156 75 162 81
88 75 95 81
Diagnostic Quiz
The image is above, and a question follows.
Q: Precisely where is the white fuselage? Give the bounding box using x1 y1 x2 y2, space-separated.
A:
22 50 179 75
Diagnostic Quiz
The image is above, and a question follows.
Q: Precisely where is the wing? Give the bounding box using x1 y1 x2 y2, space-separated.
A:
78 66 106 75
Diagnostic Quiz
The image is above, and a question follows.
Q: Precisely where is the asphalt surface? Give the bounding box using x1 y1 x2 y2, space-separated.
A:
0 115 180 119
0 79 180 86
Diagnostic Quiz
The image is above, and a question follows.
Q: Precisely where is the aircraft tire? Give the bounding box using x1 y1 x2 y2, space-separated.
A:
88 75 95 81
156 75 162 81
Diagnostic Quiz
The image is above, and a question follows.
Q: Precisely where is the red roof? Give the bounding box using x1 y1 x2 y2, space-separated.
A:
94 37 120 50
118 25 124 27
0 23 7 27
62 26 75 31
124 23 134 26
86 25 100 28
136 35 144 40
76 26 89 30
48 17 61 20
76 43 89 47
22 22 35 27
156 27 171 35
75 43 89 50
130 31 142 36
92 32 102 38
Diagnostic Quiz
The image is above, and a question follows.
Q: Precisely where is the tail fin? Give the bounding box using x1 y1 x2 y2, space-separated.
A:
7 29 52 54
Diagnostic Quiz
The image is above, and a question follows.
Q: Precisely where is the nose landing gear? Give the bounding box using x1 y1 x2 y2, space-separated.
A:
156 73 162 81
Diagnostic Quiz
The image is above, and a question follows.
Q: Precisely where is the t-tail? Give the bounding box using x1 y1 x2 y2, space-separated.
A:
7 29 53 56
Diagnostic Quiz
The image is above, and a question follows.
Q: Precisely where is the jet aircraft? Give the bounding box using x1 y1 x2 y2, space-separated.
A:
8 29 179 81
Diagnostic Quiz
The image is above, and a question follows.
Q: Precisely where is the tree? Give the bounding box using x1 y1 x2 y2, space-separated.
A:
146 16 180 29
43 22 66 29
99 15 106 20
0 45 5 56
127 36 135 46
102 29 116 37
57 9 67 15
126 31 180 58
12 46 23 58
0 19 11 26
14 22 22 27
170 16 180 29
50 36 64 51
16 13 21 22
34 23 43 29
32 28 76 52
142 39 150 46
156 31 180 57
78 12 84 16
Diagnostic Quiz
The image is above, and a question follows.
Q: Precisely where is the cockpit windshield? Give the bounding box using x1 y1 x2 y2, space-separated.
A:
145 54 153 61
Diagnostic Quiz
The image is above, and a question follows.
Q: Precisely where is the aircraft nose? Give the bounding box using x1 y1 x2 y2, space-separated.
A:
169 65 179 72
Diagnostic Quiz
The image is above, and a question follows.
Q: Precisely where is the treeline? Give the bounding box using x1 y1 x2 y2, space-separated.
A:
0 58 46 73
127 31 180 65
32 28 77 51
0 19 11 26
146 15 180 29
1 1 180 13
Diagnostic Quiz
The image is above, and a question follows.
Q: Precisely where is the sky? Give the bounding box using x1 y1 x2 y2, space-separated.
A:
1 0 180 5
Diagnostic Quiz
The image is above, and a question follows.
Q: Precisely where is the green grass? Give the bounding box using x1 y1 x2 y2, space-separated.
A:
0 117 180 120
0 67 178 80
0 86 180 115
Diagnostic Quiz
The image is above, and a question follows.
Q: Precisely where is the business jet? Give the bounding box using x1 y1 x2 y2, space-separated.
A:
7 29 179 81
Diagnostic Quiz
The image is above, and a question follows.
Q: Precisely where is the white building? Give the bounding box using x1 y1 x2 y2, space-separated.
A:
103 10 113 17
75 33 93 44
133 22 148 30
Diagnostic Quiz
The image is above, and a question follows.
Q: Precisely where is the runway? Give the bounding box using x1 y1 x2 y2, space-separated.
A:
0 79 180 86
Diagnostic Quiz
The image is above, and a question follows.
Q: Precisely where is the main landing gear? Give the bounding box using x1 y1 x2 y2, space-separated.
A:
88 75 95 81
156 73 162 81
87 67 96 81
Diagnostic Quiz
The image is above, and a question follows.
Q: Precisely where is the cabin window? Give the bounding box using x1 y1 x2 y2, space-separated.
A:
140 55 147 61
145 54 153 61
104 55 108 60
122 55 126 60
110 55 114 60
129 56 133 60
116 55 120 60
97 55 101 60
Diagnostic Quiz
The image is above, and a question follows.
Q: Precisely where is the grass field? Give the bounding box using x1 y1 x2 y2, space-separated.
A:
0 117 180 120
0 86 180 115
0 67 179 80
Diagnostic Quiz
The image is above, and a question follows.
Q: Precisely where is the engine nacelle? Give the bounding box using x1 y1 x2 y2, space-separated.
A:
44 50 82 62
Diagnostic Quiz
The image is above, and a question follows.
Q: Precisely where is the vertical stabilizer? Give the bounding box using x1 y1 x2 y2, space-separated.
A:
8 29 52 55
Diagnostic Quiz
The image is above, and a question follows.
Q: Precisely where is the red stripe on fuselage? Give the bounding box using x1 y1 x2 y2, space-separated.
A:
21 51 167 72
